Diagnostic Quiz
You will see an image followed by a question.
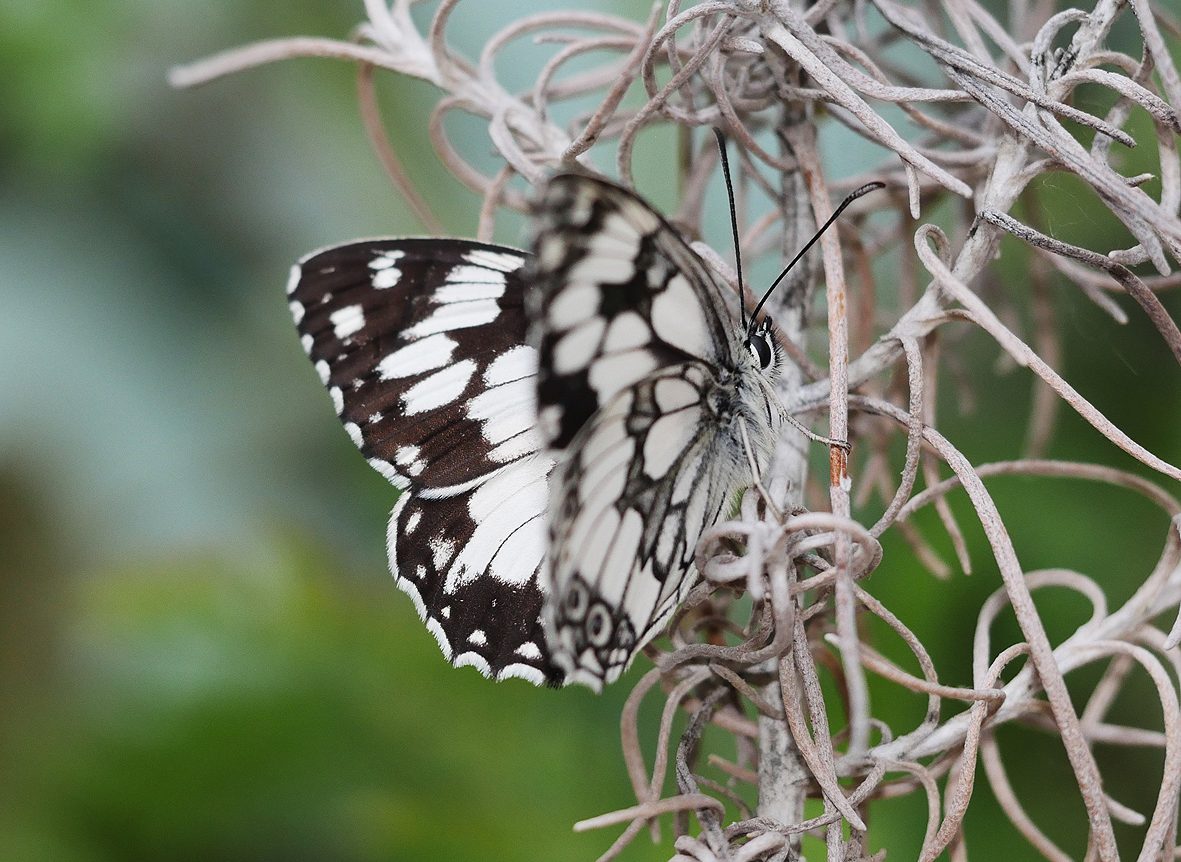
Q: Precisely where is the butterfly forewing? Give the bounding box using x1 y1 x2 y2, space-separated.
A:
529 174 739 449
290 239 562 684
292 240 542 490
527 175 783 689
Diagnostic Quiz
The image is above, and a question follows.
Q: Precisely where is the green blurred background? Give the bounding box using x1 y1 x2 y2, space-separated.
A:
1 1 1179 860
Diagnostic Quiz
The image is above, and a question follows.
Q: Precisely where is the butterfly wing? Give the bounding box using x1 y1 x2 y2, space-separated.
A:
544 365 754 688
527 175 776 690
290 239 562 684
530 175 739 448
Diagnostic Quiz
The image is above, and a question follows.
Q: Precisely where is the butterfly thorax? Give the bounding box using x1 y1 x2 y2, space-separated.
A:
715 330 789 464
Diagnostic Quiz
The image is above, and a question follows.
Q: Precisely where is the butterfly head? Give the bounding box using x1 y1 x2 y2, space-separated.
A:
743 317 782 378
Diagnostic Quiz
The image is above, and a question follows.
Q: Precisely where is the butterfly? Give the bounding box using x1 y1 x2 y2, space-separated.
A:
287 172 879 690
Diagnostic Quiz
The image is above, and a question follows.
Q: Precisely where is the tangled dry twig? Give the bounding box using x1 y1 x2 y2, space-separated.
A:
173 0 1181 858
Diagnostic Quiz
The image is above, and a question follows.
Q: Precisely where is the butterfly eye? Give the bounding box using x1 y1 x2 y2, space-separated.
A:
746 333 773 370
587 605 614 648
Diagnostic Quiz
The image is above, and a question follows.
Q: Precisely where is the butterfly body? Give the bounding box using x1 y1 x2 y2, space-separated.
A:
290 175 785 690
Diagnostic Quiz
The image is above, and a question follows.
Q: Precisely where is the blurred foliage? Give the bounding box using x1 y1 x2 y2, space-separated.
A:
1 0 1179 860
1 509 650 861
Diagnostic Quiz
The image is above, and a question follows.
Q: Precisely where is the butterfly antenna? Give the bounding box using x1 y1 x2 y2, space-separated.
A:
713 128 747 331
747 181 885 333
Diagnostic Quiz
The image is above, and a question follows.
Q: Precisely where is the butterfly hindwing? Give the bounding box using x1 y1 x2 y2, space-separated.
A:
545 364 749 687
289 239 562 684
388 458 556 682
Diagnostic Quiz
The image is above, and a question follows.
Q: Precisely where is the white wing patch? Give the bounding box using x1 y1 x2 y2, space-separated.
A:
329 304 366 339
464 248 521 272
373 269 399 289
549 283 600 325
554 319 606 374
568 253 634 284
654 377 700 412
435 267 506 302
652 274 713 357
600 510 645 595
431 537 456 570
449 456 548 588
484 345 536 386
516 641 542 660
407 300 501 337
592 213 643 257
604 312 650 351
401 360 476 415
376 333 457 380
643 410 699 478
286 263 303 296
588 349 657 396
467 379 536 446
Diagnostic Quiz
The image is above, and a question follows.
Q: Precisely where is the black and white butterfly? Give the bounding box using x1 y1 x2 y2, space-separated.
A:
288 173 867 690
